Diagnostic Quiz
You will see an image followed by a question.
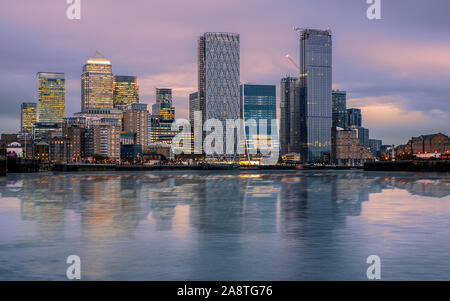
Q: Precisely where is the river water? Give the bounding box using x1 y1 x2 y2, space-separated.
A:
0 170 449 280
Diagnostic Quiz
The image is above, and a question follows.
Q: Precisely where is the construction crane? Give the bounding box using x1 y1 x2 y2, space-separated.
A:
285 54 300 72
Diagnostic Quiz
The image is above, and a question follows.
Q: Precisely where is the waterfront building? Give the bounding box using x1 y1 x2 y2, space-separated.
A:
120 144 143 162
49 137 69 163
123 103 148 147
279 77 298 155
37 72 65 123
198 32 240 157
331 127 374 166
332 90 347 128
81 51 114 111
396 133 450 157
347 108 362 128
113 75 139 111
34 141 49 162
91 118 121 161
297 29 332 162
240 83 278 160
21 103 37 134
63 117 90 162
6 142 23 158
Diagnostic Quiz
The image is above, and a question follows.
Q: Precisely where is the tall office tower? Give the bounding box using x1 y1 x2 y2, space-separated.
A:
189 92 199 126
297 29 332 163
113 75 139 111
347 108 362 127
37 72 66 123
198 32 240 157
81 51 114 111
21 103 37 134
189 92 200 152
123 103 148 147
279 77 298 155
152 88 172 115
332 90 347 128
240 84 277 159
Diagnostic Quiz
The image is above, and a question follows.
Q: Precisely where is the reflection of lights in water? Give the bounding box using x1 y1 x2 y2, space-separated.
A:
239 174 261 178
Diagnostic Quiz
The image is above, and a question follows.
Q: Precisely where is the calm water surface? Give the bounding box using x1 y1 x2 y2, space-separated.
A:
0 170 449 280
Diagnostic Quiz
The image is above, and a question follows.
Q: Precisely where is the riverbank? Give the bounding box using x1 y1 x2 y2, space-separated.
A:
364 160 450 172
53 163 302 172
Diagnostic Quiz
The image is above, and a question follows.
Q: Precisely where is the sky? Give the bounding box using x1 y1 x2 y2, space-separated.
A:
0 0 449 145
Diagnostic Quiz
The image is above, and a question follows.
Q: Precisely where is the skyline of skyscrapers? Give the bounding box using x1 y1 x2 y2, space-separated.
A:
8 27 384 164
113 75 139 111
81 51 114 111
37 72 66 124
298 28 333 163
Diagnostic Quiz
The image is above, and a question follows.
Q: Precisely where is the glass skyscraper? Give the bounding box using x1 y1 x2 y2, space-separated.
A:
298 29 332 163
152 88 172 116
81 51 114 111
198 32 240 157
21 102 37 134
37 72 65 123
240 84 277 159
280 77 298 155
113 75 139 111
347 108 362 127
332 90 347 128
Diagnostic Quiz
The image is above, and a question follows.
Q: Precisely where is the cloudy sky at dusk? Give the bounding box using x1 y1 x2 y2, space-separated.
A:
0 0 449 145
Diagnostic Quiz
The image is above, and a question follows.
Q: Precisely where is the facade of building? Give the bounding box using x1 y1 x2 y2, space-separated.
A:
198 32 240 157
152 88 172 116
332 90 347 128
123 103 148 147
331 127 374 166
63 116 93 162
91 118 121 161
369 139 383 158
81 51 114 111
298 29 332 162
34 122 62 140
49 137 69 163
120 132 136 145
279 77 298 156
352 126 370 148
240 84 278 159
74 108 122 128
21 103 37 134
113 75 139 111
38 72 65 123
396 133 450 157
347 108 362 128
120 144 143 162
